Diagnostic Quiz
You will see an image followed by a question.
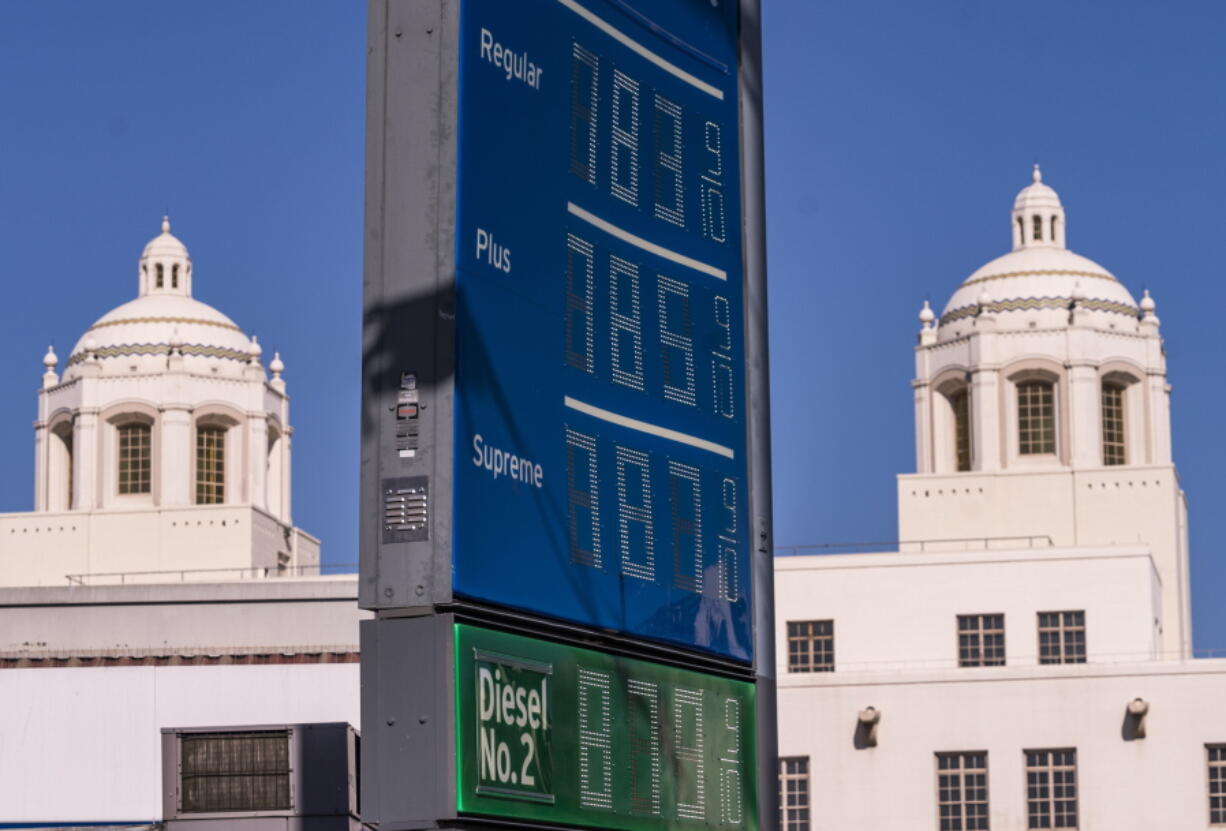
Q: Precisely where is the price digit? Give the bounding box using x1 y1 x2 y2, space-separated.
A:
701 122 727 243
658 275 696 406
578 668 613 810
628 678 662 816
653 94 685 228
610 255 645 391
718 478 739 601
610 69 640 207
566 233 595 374
718 698 744 826
673 687 706 821
616 446 655 581
668 460 702 594
569 43 599 185
565 428 601 569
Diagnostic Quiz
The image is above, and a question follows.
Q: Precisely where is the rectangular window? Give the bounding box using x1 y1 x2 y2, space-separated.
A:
117 423 152 495
1038 611 1086 664
1026 748 1077 829
1101 384 1126 465
179 730 291 813
1210 745 1226 824
936 752 989 830
1017 381 1056 455
196 426 226 504
779 756 810 831
951 389 972 472
787 620 834 672
958 614 1005 667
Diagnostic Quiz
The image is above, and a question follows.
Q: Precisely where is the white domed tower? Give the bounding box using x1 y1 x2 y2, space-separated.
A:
11 218 318 586
904 167 1188 656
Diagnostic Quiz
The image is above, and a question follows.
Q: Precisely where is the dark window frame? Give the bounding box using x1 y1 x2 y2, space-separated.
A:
787 620 834 673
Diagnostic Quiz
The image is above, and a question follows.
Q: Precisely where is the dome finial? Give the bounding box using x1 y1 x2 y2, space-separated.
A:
42 345 58 369
270 351 285 379
161 215 170 234
1032 163 1042 184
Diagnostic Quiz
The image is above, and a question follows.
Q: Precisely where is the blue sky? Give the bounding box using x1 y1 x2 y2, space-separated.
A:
1 2 1224 649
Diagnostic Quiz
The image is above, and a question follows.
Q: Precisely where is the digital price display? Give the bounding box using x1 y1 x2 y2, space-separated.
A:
452 0 751 661
455 623 758 830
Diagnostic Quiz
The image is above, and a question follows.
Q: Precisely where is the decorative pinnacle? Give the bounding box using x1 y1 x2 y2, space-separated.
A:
161 215 170 234
42 345 58 369
1032 163 1042 184
919 300 935 325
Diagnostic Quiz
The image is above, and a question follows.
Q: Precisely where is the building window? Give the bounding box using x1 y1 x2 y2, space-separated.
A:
936 752 989 831
958 614 1005 667
779 757 810 831
1032 214 1043 241
1017 380 1056 455
156 262 164 288
1209 745 1226 824
117 422 151 495
172 262 180 288
1038 611 1086 664
787 620 834 672
1026 749 1077 829
196 426 226 504
179 729 291 813
1101 383 1126 465
951 388 972 471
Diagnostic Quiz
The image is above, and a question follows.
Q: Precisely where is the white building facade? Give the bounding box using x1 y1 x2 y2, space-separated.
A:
775 169 1226 830
0 220 364 826
9 217 317 587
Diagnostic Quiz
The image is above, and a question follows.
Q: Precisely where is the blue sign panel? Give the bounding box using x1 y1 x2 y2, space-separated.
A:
453 0 749 662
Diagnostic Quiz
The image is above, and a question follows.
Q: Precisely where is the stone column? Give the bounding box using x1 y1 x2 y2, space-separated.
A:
970 369 1000 471
249 412 269 510
1067 360 1099 469
161 405 193 506
72 408 98 511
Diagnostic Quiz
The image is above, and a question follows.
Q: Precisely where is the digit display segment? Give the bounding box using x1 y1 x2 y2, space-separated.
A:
453 0 750 661
455 623 757 831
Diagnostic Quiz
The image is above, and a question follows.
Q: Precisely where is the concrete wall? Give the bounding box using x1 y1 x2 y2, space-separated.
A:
0 504 319 587
0 577 364 654
0 663 360 823
898 465 1189 657
775 546 1161 673
778 660 1226 830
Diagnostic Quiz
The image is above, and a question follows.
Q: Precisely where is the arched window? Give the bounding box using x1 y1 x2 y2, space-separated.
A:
1017 380 1055 454
172 263 179 289
1050 215 1059 242
1102 382 1127 465
117 422 152 494
1032 215 1043 241
950 388 972 471
1017 217 1024 244
50 422 74 511
196 426 226 504
155 263 164 288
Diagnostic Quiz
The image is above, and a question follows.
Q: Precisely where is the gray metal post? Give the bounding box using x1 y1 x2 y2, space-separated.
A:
739 1 778 829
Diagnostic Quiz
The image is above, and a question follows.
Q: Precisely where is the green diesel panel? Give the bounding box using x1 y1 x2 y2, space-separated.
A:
455 624 758 831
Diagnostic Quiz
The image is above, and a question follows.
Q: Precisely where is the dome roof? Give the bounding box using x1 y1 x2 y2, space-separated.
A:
936 168 1138 339
141 216 190 261
63 218 258 377
1013 164 1063 213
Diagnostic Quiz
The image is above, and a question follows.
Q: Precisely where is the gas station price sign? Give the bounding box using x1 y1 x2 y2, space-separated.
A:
452 0 751 662
455 623 758 830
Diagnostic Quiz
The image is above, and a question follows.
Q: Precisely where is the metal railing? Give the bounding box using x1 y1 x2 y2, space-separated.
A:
775 536 1055 556
64 563 358 586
